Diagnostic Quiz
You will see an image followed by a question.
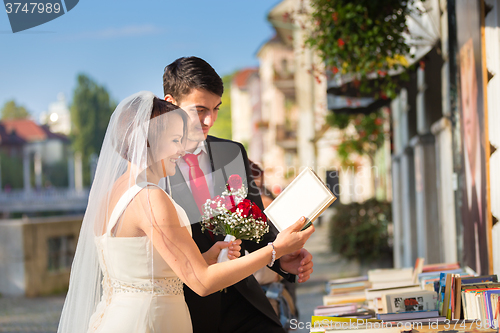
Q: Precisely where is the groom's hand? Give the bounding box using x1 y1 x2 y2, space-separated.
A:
279 248 313 283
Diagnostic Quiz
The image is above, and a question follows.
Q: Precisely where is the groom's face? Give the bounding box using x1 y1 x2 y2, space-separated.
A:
165 89 221 145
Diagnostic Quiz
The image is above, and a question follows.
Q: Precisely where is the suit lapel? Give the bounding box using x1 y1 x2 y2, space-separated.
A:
206 137 228 242
207 137 229 198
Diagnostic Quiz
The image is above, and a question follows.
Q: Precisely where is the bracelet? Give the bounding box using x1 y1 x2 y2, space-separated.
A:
268 242 276 267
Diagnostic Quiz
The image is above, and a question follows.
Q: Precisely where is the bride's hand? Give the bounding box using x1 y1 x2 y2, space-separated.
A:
273 217 314 259
202 239 242 265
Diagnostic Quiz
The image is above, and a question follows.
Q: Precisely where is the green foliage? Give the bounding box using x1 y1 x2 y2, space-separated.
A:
1 100 30 120
70 74 115 185
306 0 421 99
327 109 387 167
0 152 23 189
209 74 233 140
329 199 392 262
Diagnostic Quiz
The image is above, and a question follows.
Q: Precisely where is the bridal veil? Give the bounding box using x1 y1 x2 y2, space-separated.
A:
57 91 190 333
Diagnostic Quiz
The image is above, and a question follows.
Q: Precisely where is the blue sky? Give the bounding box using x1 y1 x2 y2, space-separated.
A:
1 0 278 119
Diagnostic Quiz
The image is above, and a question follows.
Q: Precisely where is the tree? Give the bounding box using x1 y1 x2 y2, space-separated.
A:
304 0 419 99
1 100 30 119
0 151 23 189
70 74 115 185
326 109 387 167
209 74 233 140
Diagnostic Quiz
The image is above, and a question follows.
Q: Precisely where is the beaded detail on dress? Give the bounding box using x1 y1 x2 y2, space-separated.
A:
110 278 184 296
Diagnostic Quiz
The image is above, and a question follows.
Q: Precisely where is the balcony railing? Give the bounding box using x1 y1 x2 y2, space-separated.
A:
0 188 90 214
273 71 295 96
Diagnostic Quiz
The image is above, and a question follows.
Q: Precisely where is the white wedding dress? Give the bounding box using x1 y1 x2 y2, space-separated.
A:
87 182 193 333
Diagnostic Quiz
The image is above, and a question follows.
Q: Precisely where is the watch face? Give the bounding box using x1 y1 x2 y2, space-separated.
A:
5 0 79 33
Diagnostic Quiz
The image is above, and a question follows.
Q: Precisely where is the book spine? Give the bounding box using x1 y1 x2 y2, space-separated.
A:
454 276 462 319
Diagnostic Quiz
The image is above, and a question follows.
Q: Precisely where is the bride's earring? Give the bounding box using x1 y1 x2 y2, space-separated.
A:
161 159 167 178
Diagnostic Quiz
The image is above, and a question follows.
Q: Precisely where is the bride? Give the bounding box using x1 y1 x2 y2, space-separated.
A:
57 91 314 333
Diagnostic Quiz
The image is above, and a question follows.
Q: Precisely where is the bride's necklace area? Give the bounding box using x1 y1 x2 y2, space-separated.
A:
136 161 167 185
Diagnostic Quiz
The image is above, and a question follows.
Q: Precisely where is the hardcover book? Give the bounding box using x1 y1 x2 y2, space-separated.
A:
264 167 336 232
365 284 421 301
383 290 438 313
376 310 440 321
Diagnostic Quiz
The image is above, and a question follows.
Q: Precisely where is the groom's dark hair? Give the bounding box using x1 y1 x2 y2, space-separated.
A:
163 56 224 102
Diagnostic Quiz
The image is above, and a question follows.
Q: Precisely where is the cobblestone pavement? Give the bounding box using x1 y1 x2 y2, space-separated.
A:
0 295 64 333
294 215 361 333
0 216 359 333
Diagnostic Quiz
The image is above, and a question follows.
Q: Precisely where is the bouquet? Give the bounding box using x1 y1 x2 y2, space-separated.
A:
201 174 269 263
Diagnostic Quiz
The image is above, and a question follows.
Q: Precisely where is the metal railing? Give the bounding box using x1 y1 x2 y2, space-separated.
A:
0 188 90 213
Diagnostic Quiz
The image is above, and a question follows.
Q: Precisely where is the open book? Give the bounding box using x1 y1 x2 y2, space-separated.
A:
264 167 337 232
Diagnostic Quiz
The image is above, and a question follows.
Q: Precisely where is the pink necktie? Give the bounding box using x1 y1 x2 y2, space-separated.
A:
183 153 214 239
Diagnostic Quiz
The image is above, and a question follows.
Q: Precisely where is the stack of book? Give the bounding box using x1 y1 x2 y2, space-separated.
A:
376 310 444 323
368 267 414 289
315 260 492 331
373 289 445 324
325 276 370 295
416 262 467 291
365 284 422 313
381 289 438 314
440 273 500 326
422 262 461 273
314 303 358 317
322 276 370 306
366 272 446 325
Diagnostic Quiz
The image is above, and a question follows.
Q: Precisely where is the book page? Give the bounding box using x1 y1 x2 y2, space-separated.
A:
264 168 336 232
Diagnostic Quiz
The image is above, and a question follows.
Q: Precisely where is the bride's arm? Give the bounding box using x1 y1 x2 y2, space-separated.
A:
137 188 313 297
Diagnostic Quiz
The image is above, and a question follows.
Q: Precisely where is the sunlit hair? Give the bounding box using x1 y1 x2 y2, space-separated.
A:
163 56 224 102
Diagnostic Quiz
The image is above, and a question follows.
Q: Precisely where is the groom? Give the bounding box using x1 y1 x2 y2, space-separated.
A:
163 56 313 332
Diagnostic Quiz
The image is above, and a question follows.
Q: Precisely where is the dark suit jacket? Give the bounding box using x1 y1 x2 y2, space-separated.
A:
169 135 294 331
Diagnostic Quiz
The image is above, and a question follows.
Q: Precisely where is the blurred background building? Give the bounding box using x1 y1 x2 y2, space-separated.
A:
0 93 89 297
232 0 380 204
231 0 500 278
1 0 499 300
40 93 72 136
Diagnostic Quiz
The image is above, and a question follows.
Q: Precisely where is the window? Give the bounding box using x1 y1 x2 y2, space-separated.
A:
47 235 76 272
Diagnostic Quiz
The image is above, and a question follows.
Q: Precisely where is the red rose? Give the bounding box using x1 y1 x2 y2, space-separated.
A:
210 195 223 210
332 12 338 22
250 204 264 219
261 213 267 222
227 174 243 191
237 199 252 217
332 66 339 74
224 196 236 210
337 38 345 48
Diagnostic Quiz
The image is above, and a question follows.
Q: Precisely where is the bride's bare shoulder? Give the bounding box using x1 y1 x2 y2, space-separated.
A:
133 185 181 228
